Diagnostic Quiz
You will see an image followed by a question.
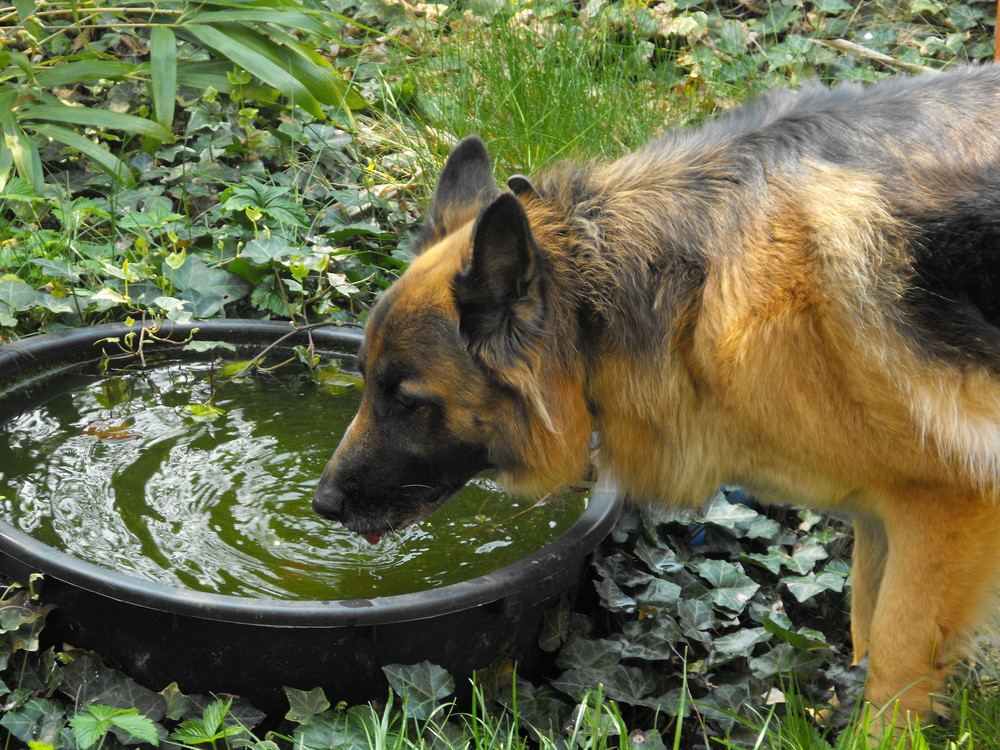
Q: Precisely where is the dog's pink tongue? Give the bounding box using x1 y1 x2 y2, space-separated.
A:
362 533 382 545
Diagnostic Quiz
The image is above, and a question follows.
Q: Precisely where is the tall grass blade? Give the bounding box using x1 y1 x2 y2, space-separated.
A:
149 26 178 131
20 104 172 141
35 61 136 88
174 61 278 102
188 9 334 38
1 113 43 193
29 122 135 186
184 23 323 117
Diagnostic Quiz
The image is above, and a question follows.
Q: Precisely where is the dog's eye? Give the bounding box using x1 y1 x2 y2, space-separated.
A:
396 393 417 409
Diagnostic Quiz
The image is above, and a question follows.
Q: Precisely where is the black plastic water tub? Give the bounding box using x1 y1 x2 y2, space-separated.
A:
0 320 620 714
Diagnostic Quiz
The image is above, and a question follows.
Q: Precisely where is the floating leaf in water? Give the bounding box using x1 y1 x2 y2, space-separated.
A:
182 340 237 354
220 359 257 378
313 362 363 395
82 418 140 440
183 403 225 422
94 379 132 409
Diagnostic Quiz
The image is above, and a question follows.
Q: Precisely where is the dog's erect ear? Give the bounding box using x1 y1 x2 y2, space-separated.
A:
453 193 546 366
507 174 539 199
417 136 499 252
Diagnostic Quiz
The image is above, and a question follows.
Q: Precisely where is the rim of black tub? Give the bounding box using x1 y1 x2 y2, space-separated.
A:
0 320 621 628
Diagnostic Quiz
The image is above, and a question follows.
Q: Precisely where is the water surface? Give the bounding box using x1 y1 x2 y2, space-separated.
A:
0 359 585 600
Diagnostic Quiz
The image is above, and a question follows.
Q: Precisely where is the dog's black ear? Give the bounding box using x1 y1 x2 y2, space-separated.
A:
507 174 539 199
416 136 499 253
453 193 546 366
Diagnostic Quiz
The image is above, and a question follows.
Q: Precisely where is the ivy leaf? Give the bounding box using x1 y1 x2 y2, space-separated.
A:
30 257 84 282
0 697 67 748
783 570 847 603
556 636 623 671
382 662 455 720
634 578 682 612
163 254 251 317
634 538 683 574
783 539 829 575
60 653 166 722
159 683 190 722
712 627 770 656
284 686 331 725
594 553 653 588
250 276 290 316
0 279 41 316
593 577 636 613
749 642 826 681
701 493 758 528
744 546 789 575
0 591 55 669
762 618 831 651
221 180 308 228
618 618 684 661
153 295 194 322
292 707 373 750
242 237 299 266
550 667 607 700
813 0 852 12
602 664 657 705
696 560 760 614
538 595 575 653
678 598 713 636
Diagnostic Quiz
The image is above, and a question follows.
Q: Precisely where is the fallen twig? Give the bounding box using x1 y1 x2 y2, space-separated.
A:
810 38 939 75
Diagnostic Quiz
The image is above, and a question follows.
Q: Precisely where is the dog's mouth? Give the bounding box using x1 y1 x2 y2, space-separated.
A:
340 492 452 544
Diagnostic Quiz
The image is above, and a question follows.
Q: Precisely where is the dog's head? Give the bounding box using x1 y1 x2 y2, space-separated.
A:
312 137 591 538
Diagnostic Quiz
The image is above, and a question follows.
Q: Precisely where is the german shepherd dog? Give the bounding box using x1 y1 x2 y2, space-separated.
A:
313 65 1000 721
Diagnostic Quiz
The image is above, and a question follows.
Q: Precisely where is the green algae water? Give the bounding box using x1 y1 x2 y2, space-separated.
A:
0 358 586 600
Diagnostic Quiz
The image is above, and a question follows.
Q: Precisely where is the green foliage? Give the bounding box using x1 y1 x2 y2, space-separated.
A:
2 0 994 340
372 0 996 177
284 686 331 725
0 580 52 670
0 0 367 188
69 705 160 749
383 661 456 720
170 697 248 746
478 492 858 744
0 586 264 748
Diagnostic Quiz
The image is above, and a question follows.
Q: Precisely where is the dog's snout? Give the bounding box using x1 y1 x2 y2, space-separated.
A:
312 479 346 521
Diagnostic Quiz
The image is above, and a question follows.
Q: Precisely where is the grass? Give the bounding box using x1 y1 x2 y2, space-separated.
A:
280 677 1000 750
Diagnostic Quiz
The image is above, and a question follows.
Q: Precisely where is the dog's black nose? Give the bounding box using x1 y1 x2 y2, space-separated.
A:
312 480 346 521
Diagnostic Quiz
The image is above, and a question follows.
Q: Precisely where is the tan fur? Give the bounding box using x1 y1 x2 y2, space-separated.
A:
442 162 1000 718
